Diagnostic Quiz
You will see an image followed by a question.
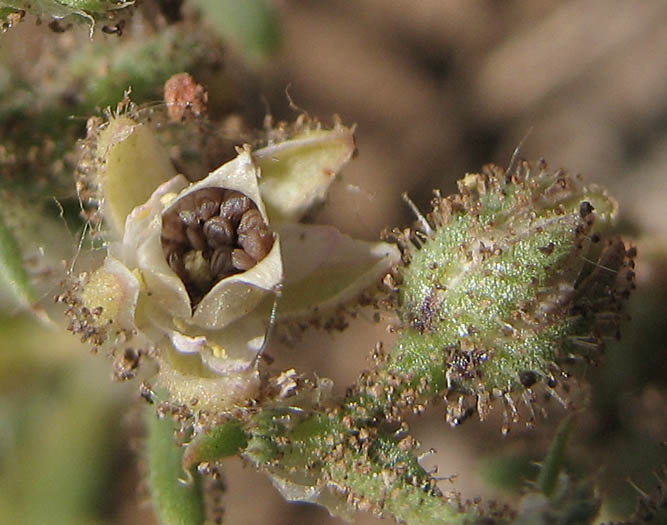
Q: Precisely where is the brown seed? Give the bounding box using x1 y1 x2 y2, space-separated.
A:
238 229 274 261
161 213 187 244
220 191 252 224
232 249 256 271
237 208 264 234
237 209 273 260
203 216 236 248
185 225 207 251
198 200 220 221
160 187 267 309
178 209 199 228
210 246 235 277
194 189 223 220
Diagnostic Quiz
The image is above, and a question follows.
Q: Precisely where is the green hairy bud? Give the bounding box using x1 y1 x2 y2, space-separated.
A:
388 160 635 430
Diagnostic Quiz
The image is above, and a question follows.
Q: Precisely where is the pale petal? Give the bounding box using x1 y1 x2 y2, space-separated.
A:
115 174 189 267
137 226 192 320
96 116 178 237
191 238 282 329
164 148 269 221
157 343 261 412
273 223 400 320
170 312 267 374
253 125 355 223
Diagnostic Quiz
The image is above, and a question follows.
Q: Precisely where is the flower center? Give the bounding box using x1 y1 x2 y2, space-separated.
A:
161 188 274 307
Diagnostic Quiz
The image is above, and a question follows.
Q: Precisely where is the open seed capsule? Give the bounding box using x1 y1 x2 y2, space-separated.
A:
161 187 273 307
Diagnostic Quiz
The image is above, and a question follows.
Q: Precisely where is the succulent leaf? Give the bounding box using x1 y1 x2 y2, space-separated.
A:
146 406 206 525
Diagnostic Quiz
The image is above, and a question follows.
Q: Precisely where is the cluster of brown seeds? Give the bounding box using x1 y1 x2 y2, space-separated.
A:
161 187 274 306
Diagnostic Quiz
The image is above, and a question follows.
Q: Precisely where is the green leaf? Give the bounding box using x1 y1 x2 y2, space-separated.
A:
0 212 35 313
537 415 573 497
146 407 205 525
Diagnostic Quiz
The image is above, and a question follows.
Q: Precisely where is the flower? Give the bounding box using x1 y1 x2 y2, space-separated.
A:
71 112 400 411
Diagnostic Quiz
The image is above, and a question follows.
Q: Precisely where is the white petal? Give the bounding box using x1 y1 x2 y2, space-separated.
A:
163 148 269 222
169 331 207 354
115 174 188 267
191 237 282 329
273 223 400 320
169 312 267 374
136 225 192 319
253 125 355 223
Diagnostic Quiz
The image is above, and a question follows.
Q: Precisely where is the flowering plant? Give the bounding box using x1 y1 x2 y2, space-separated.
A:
70 109 400 412
0 4 661 523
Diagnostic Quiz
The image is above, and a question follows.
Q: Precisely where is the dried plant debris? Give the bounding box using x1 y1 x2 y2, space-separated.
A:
627 462 667 524
164 72 208 122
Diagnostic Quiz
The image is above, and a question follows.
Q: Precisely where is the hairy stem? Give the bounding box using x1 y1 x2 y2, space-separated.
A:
146 407 205 525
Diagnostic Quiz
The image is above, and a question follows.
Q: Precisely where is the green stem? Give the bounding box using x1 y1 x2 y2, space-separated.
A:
239 409 494 524
537 415 573 497
146 407 205 525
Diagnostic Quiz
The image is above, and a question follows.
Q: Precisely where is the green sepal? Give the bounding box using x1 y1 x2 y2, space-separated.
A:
182 421 248 472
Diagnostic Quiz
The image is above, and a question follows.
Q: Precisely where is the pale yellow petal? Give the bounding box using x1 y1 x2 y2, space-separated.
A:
254 125 355 223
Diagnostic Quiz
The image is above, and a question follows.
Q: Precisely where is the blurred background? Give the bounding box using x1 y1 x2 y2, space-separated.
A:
1 1 666 523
